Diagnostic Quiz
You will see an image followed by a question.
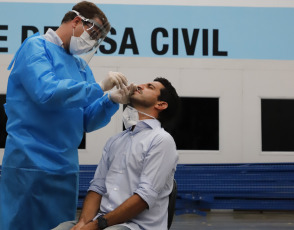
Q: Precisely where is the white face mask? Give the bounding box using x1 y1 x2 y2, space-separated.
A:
69 29 97 55
122 106 155 129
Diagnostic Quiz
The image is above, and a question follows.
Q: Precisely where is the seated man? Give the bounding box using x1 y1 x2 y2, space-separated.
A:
53 77 181 230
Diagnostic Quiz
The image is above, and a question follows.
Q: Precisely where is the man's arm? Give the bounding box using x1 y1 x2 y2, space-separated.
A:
97 133 177 228
96 194 148 227
72 191 102 230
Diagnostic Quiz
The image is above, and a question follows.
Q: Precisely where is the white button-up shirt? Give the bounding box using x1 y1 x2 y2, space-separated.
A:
89 119 179 230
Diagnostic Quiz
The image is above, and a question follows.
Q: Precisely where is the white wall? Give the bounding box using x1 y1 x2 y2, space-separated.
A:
1 0 294 164
80 56 294 164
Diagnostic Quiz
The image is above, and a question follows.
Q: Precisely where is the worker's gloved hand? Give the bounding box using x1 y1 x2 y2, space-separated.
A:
99 71 128 92
109 83 137 104
127 83 137 96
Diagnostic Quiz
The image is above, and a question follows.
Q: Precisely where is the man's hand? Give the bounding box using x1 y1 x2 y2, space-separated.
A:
70 220 86 230
71 220 98 230
109 83 137 104
99 71 128 92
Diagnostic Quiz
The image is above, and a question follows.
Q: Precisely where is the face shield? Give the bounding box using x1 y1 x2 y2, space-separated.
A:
71 10 111 69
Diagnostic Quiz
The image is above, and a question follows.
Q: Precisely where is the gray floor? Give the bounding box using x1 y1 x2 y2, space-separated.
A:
170 210 294 230
76 210 294 229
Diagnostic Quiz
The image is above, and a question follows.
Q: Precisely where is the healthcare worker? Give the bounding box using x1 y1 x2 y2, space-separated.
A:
0 1 135 230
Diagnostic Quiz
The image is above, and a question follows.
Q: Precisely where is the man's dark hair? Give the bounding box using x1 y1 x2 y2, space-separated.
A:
154 77 181 132
61 1 109 26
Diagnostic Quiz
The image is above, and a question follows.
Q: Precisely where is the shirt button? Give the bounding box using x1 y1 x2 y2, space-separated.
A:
114 187 118 191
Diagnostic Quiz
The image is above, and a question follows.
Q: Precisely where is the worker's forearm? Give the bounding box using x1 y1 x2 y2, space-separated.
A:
78 191 102 224
104 194 148 226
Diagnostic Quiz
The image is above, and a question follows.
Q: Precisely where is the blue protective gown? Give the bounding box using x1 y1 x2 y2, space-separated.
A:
0 33 119 230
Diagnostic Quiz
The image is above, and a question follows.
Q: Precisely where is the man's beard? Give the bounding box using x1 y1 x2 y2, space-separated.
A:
129 96 155 108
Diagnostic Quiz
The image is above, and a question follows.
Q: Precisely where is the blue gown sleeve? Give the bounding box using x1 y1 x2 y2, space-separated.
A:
10 36 104 109
83 94 119 132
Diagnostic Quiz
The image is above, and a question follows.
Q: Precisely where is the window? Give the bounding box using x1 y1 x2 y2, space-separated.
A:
122 97 219 150
79 134 86 149
262 99 294 151
170 97 219 150
0 94 7 148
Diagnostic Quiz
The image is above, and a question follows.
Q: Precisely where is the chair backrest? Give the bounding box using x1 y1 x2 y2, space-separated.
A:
167 179 177 229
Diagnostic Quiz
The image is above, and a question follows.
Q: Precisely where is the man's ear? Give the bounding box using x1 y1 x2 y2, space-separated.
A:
155 101 168 111
72 16 81 28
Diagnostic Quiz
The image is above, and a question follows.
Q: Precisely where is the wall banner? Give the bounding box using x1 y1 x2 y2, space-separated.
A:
0 3 294 60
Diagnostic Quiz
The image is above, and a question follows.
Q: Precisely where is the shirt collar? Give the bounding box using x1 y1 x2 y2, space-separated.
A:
129 119 161 133
43 28 64 47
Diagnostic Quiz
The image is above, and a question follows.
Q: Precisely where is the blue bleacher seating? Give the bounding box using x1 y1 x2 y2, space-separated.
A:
174 163 294 215
1 163 294 216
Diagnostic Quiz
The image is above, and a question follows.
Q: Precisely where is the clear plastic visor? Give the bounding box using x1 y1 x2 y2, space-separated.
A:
72 10 111 42
71 10 111 69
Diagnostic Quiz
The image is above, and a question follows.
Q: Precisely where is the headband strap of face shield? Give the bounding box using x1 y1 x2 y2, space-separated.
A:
71 10 111 69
